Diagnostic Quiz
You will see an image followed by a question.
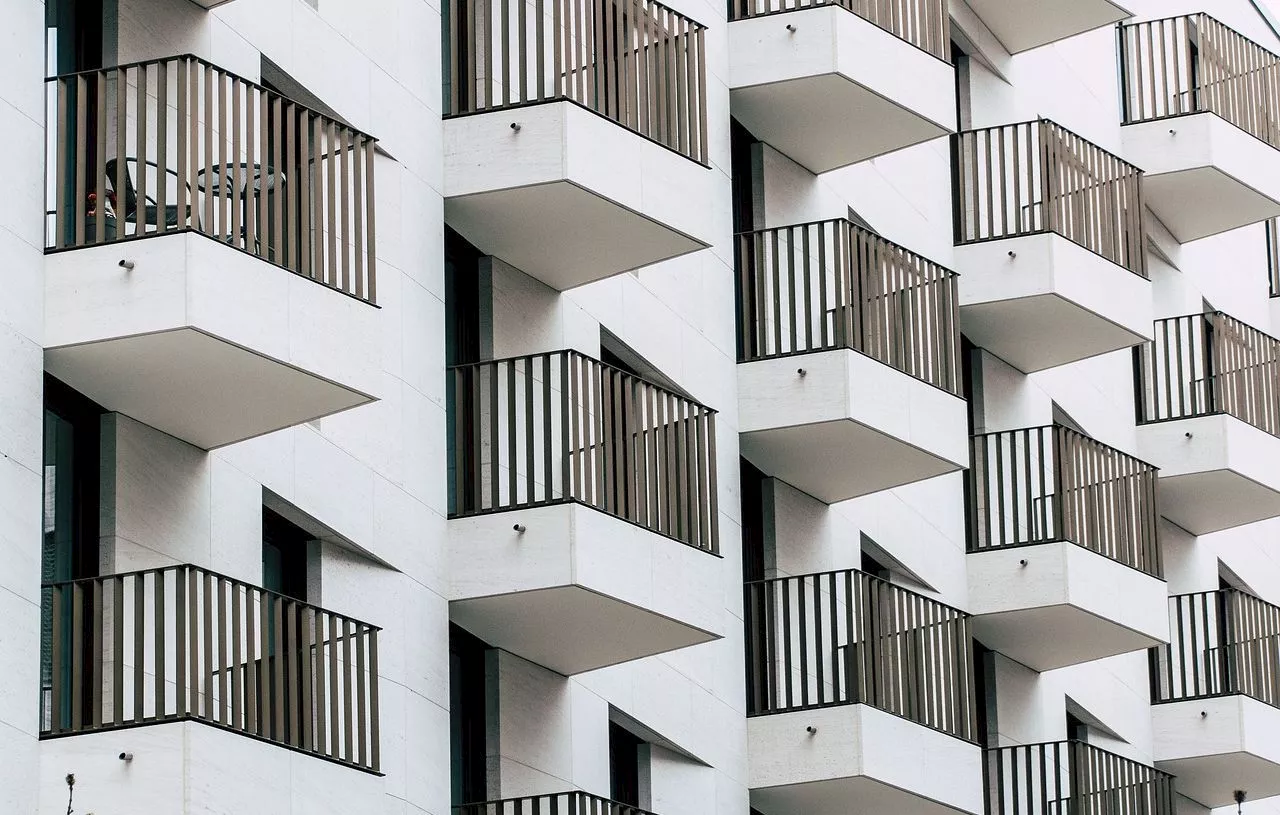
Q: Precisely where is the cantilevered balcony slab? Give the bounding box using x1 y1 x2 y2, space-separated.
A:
966 0 1130 54
448 503 722 675
953 234 1152 372
738 349 968 503
44 234 379 450
967 542 1167 671
443 101 711 290
1122 113 1280 242
967 425 1167 669
749 704 983 815
728 4 955 173
1136 414 1280 535
1153 696 1280 808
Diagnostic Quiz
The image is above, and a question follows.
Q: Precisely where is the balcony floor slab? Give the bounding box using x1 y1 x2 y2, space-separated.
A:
448 503 722 674
44 233 379 450
444 101 711 290
749 704 982 815
1154 696 1280 808
728 5 954 173
968 542 1168 671
738 349 967 503
954 234 1151 373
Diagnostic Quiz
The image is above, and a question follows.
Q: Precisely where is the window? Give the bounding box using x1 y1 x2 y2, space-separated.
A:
450 625 490 806
740 458 767 584
609 721 645 807
262 507 312 603
42 375 105 731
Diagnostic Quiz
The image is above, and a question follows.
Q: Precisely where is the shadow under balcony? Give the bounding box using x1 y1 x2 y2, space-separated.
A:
1151 589 1280 808
745 568 982 815
967 425 1168 671
39 564 380 774
1120 16 1280 241
44 56 380 450
736 219 968 504
952 120 1152 373
728 0 954 173
984 741 1175 815
443 0 712 290
966 0 1130 54
1135 312 1280 535
447 350 722 675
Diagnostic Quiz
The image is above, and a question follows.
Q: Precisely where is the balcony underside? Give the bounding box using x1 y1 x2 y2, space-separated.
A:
749 705 983 815
1137 415 1280 535
955 235 1151 373
966 0 1130 54
1154 696 1280 808
44 234 379 450
738 351 967 503
444 102 710 290
968 543 1167 671
1122 114 1280 242
728 6 954 173
448 503 721 675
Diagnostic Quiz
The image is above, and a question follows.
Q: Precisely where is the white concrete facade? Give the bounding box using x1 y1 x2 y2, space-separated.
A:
10 2 1280 815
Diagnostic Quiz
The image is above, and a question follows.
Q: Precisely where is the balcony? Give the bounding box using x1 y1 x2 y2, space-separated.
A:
965 0 1129 54
456 792 655 815
727 0 954 173
1151 590 1280 808
952 120 1152 373
1134 312 1280 534
447 351 721 675
736 219 968 503
44 56 379 450
443 0 711 290
985 741 1175 815
967 426 1167 671
39 564 380 772
1120 16 1280 241
745 569 982 815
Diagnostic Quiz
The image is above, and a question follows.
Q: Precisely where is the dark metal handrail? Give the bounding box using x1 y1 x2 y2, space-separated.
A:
454 791 657 815
1135 311 1280 438
967 425 1162 578
1121 15 1280 151
40 563 379 771
743 567 976 742
985 740 1176 815
1152 588 1280 708
47 54 377 303
444 0 709 164
448 349 719 553
736 218 962 395
952 119 1147 278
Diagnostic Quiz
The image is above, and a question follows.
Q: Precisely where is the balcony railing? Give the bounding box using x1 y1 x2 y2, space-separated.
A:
952 120 1147 278
40 564 380 772
968 426 1161 578
1152 589 1280 707
726 0 949 61
443 0 709 164
744 568 976 741
456 792 654 815
47 55 378 303
985 741 1176 815
736 218 962 394
1135 312 1280 438
448 350 719 553
1121 15 1280 151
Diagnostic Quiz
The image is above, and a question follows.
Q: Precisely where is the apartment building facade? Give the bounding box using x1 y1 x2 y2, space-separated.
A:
7 0 1280 814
